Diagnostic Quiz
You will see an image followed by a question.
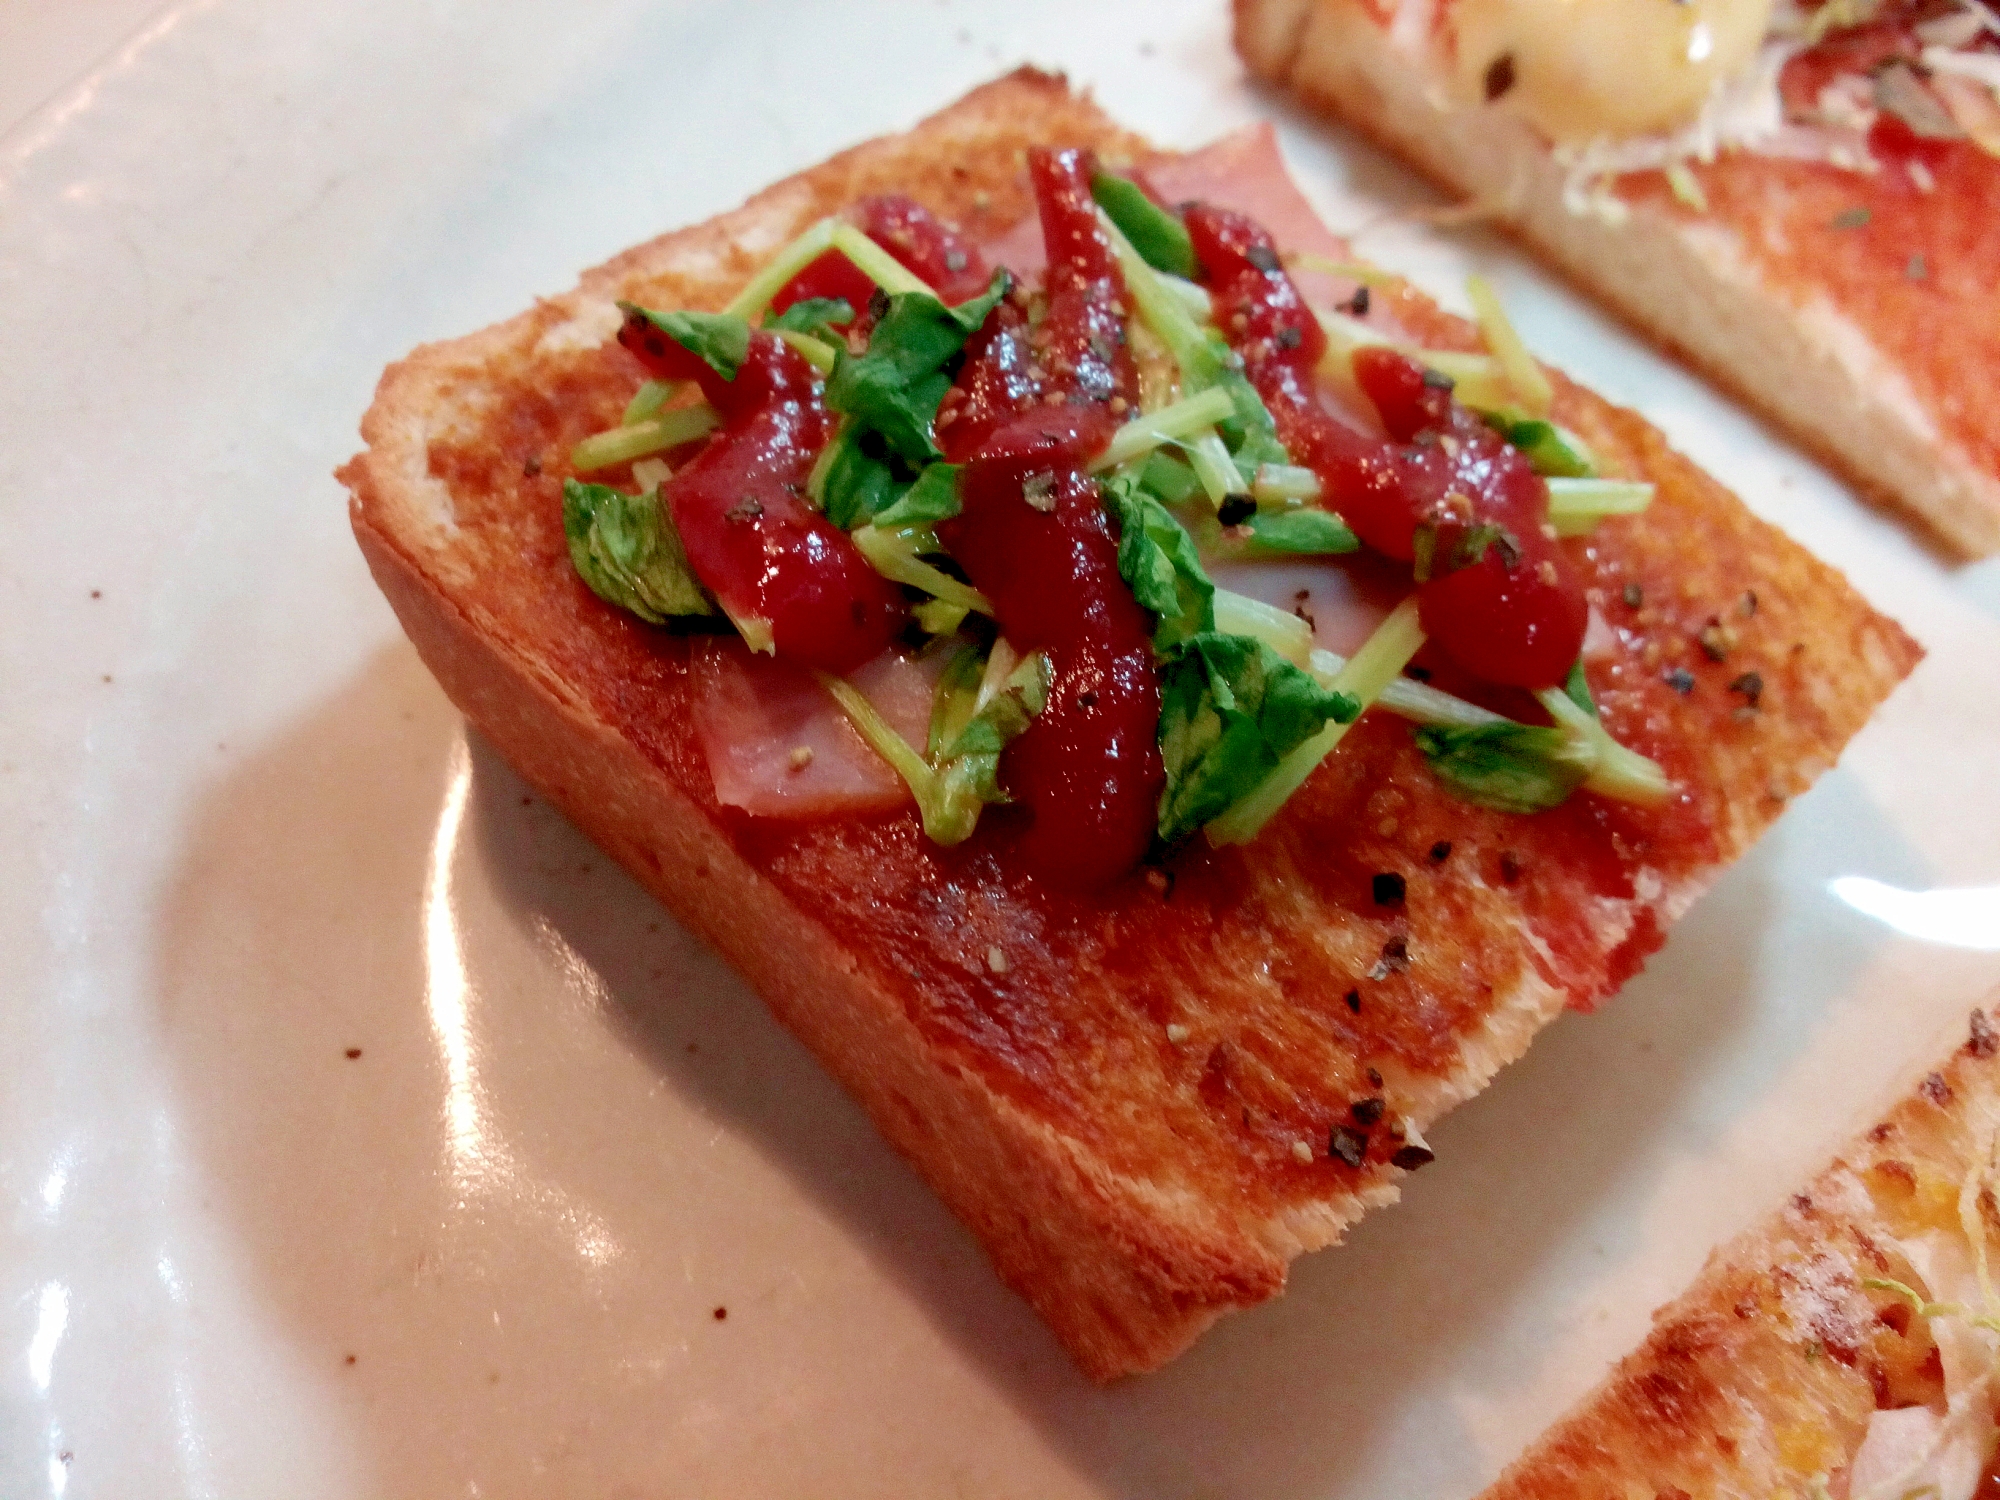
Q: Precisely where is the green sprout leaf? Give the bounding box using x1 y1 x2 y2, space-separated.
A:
871 462 962 529
562 479 717 624
763 296 853 340
1157 632 1360 843
824 271 1011 463
618 305 751 382
1413 722 1595 814
1482 410 1597 478
1244 508 1358 555
1089 171 1196 279
1103 473 1216 651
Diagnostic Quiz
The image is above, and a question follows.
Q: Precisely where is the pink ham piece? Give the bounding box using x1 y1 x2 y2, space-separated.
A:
691 640 942 818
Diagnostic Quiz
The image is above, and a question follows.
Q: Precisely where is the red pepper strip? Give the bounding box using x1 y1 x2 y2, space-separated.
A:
616 318 906 673
941 409 1163 889
1185 204 1585 690
931 147 1163 889
1028 147 1139 410
769 194 993 327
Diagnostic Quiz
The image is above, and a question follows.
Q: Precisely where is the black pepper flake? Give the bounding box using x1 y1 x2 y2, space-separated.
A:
1276 324 1303 351
344 1047 362 1060
1664 667 1696 695
1368 937 1410 980
724 496 764 524
1245 243 1281 274
1970 1009 1997 1059
1698 618 1735 661
1344 988 1361 1013
1738 589 1758 618
1499 850 1524 885
1329 1125 1369 1168
1217 494 1256 526
1346 285 1371 317
1366 1066 1383 1087
1622 581 1644 609
1830 206 1871 231
1350 1096 1386 1127
1421 367 1456 391
1406 665 1432 682
713 1306 728 1321
1429 840 1452 863
1483 51 1517 101
1372 872 1406 906
1077 690 1099 708
1728 671 1764 707
867 286 891 323
522 455 542 477
1391 1142 1436 1171
1922 1071 1954 1105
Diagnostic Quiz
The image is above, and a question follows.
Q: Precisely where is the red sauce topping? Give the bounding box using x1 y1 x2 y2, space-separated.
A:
1186 205 1586 689
771 194 993 327
935 148 1163 889
615 319 905 673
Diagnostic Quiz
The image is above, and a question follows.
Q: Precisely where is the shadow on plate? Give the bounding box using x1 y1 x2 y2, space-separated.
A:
150 641 1890 1499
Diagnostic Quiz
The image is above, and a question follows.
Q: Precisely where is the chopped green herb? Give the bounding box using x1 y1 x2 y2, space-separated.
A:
1413 722 1595 814
763 297 853 340
1244 508 1359 556
1156 632 1360 843
562 479 717 624
871 462 962 529
619 305 751 381
1562 658 1597 719
1102 474 1215 651
1089 171 1196 279
824 271 1011 463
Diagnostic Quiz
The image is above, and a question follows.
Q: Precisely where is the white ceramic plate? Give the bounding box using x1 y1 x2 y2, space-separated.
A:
5 3 1999 1496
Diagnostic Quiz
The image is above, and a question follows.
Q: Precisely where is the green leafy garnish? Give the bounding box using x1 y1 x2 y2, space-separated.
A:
1140 450 1202 505
824 271 1011 463
1483 412 1597 478
1089 171 1196 279
764 297 853 340
818 644 1049 845
818 426 912 530
1243 509 1358 555
1102 474 1215 651
1412 723 1595 814
562 479 717 624
618 305 750 381
1157 632 1360 843
871 462 962 529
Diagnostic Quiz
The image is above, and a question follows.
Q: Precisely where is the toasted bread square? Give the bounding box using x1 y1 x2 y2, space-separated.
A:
340 70 1918 1378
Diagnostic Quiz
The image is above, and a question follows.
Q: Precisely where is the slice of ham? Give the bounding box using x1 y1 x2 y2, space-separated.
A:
691 639 941 818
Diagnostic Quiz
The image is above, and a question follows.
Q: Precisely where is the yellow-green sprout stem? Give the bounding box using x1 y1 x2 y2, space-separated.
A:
1537 683 1672 806
722 219 934 326
571 403 720 474
623 379 676 425
851 524 993 615
1088 386 1237 472
1466 273 1555 416
1546 478 1654 536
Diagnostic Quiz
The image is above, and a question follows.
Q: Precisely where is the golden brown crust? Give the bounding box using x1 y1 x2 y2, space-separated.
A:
1480 1007 2000 1500
1237 0 2000 559
340 70 1918 1378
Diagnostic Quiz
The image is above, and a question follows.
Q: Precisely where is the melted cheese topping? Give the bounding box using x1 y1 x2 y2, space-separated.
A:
1451 0 1776 142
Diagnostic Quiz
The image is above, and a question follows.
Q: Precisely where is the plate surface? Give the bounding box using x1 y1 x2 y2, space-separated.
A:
4 3 1999 1496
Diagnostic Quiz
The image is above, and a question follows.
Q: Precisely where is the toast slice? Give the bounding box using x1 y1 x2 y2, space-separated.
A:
1478 1004 2000 1500
1235 0 2000 559
339 70 1918 1378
